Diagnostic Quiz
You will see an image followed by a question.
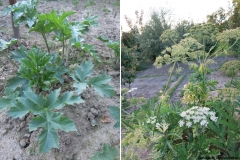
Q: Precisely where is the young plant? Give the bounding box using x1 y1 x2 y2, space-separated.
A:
0 0 116 154
98 36 120 65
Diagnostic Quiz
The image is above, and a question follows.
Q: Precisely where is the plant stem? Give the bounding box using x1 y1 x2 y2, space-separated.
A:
41 33 50 53
1 51 18 68
62 35 65 63
153 61 176 136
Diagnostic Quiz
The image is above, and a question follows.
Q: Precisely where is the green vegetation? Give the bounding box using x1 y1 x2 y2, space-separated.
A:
122 1 240 159
0 0 115 153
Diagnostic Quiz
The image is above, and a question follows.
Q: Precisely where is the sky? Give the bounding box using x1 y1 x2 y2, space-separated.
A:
121 0 232 31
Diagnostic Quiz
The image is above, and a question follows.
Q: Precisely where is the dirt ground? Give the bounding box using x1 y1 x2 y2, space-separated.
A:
0 0 120 159
127 55 238 102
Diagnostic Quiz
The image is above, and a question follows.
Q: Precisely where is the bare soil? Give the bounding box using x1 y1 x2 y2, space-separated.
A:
0 0 120 159
127 55 238 102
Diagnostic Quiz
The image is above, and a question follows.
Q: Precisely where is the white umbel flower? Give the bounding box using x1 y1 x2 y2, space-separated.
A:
178 106 218 128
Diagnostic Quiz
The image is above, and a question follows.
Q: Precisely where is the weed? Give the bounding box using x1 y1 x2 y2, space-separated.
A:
84 0 95 8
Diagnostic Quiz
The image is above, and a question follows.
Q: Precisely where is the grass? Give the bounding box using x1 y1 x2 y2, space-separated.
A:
168 75 186 98
0 0 2 6
137 74 165 79
84 0 95 8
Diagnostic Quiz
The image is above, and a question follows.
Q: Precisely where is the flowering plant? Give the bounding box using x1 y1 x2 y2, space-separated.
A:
179 106 218 128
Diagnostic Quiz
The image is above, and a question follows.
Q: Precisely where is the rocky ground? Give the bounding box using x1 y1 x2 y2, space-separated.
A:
0 0 120 159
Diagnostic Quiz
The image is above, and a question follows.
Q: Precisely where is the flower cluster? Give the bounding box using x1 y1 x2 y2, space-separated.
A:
178 106 218 128
147 117 169 133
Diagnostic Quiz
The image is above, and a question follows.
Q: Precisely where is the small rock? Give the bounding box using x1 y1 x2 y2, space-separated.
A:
108 71 119 77
65 138 71 145
19 139 26 147
65 153 73 159
82 93 91 99
90 108 99 116
20 122 25 129
87 112 95 120
1 129 8 135
24 133 31 138
100 107 108 113
90 119 98 127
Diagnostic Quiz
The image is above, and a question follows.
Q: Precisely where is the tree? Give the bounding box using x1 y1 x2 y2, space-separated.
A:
138 8 172 60
189 23 219 53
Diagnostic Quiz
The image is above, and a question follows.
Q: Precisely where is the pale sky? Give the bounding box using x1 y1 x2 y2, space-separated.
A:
121 0 232 31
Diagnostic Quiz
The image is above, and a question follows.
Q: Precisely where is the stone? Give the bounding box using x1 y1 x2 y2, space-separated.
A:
87 112 95 120
19 139 26 147
90 108 99 116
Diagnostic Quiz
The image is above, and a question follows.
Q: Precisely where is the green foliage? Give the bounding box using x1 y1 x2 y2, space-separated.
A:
121 45 138 85
175 20 194 40
90 144 118 160
97 36 120 63
3 0 38 27
138 8 171 60
8 89 82 153
0 39 18 52
217 28 240 59
168 75 186 97
189 23 219 53
220 60 240 77
207 7 229 32
109 106 120 129
1 0 116 154
84 0 95 8
71 60 115 97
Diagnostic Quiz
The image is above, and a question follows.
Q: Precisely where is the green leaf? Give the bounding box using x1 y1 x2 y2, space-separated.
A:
97 36 120 58
73 82 88 94
3 0 38 27
81 44 99 61
6 75 30 96
0 39 18 52
8 100 30 118
109 106 120 129
90 144 118 160
11 45 28 62
72 61 115 97
88 74 115 97
50 91 84 110
29 111 76 153
75 60 93 81
38 128 59 153
0 97 12 110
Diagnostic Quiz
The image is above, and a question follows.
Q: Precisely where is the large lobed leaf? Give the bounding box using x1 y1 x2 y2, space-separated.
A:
7 89 82 153
72 61 115 97
87 74 115 97
29 111 76 153
3 0 38 27
90 143 118 160
0 39 17 52
109 106 120 129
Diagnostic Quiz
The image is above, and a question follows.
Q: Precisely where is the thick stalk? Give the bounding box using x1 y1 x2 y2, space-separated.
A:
41 33 50 53
153 61 176 135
